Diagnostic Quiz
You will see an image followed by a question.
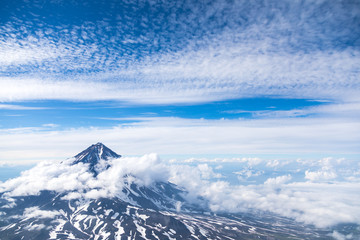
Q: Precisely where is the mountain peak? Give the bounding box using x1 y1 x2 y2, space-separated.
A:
72 143 121 175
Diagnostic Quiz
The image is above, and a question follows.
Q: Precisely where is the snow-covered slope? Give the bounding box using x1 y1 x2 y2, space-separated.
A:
0 190 329 240
0 143 345 239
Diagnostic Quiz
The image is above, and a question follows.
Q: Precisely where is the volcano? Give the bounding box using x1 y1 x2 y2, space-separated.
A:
72 143 121 176
0 144 331 239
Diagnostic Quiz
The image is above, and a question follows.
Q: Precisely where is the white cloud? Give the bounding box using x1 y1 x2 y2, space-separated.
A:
264 175 292 186
266 159 280 167
0 104 46 110
182 157 262 165
0 1 358 105
234 168 264 180
303 157 345 182
330 231 354 240
42 123 59 128
23 207 61 219
24 224 47 231
61 192 82 201
225 102 360 120
168 164 211 202
0 48 358 104
0 42 66 67
0 0 359 231
0 160 38 167
0 154 168 199
1 152 360 229
183 179 360 228
305 170 337 182
1 2 359 104
197 164 222 179
0 116 359 163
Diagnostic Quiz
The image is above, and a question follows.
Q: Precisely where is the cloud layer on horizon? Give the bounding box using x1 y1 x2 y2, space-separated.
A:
0 114 359 163
1 153 359 229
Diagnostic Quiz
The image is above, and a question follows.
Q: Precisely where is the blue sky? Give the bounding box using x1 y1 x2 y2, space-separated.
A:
0 0 359 165
1 1 360 230
0 98 324 129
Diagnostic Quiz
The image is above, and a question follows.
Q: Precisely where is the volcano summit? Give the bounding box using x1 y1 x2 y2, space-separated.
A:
72 143 121 176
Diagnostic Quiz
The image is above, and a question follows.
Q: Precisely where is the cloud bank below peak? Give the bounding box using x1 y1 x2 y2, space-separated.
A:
1 152 359 229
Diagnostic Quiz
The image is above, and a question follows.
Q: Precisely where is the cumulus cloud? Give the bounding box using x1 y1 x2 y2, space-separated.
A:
186 179 360 228
305 170 337 182
0 154 168 200
196 164 223 179
330 231 354 240
266 159 280 168
234 168 264 181
264 175 292 186
22 207 61 219
1 152 359 229
168 156 360 228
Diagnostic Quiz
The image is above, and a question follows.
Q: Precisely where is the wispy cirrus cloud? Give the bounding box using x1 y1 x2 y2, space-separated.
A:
0 116 359 163
0 38 358 104
223 102 360 119
0 104 47 110
0 0 359 104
